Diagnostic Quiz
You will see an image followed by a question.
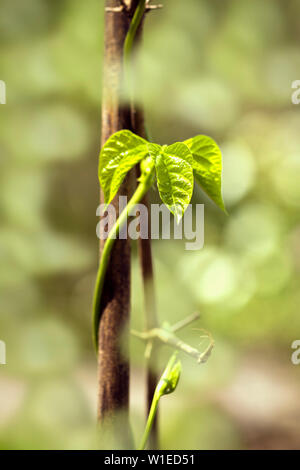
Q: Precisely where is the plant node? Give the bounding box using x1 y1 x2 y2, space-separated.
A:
131 313 214 364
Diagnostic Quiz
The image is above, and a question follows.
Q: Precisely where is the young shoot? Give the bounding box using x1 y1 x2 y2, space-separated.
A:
93 130 225 349
138 353 182 450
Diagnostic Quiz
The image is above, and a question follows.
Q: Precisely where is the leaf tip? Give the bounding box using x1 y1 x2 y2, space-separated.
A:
171 204 186 223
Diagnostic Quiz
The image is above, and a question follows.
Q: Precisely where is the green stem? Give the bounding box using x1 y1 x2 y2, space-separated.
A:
138 395 159 450
124 0 146 72
92 164 154 350
123 0 146 105
124 1 160 448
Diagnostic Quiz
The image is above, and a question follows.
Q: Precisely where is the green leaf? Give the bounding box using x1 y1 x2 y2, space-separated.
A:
184 135 225 212
99 130 149 205
156 353 181 398
155 142 194 221
146 142 162 160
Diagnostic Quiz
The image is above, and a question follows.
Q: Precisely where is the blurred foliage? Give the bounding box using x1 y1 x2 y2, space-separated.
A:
0 0 300 450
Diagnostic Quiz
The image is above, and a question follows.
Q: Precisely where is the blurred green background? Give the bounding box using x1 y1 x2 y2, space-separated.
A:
1 0 300 450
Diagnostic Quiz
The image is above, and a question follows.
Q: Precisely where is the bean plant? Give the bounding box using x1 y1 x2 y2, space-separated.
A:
93 129 224 348
94 0 225 450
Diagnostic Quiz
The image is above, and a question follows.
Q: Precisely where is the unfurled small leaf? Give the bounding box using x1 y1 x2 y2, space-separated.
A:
139 353 181 450
155 143 194 221
156 353 181 398
99 130 149 204
184 135 225 212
